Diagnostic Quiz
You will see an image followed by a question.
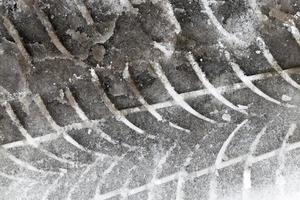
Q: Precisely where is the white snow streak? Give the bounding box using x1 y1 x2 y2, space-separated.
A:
151 62 216 123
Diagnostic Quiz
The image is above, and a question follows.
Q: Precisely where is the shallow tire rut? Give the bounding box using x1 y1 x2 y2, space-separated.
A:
0 0 300 199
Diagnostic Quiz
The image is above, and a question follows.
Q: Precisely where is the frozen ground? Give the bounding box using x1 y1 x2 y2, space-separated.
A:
0 0 300 199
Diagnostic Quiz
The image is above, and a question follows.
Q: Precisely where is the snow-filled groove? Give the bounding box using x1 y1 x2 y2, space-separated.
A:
175 169 187 200
151 61 216 123
123 64 190 133
224 51 282 105
257 37 300 90
199 0 247 46
90 68 149 136
248 0 300 90
175 145 199 200
1 66 300 152
186 52 248 115
31 2 73 59
93 155 127 200
2 101 78 166
1 119 113 150
72 0 118 45
0 66 299 130
248 0 266 21
32 94 97 154
65 87 127 147
89 126 300 200
2 102 35 145
208 119 248 200
1 15 32 66
122 66 300 115
18 0 98 69
66 157 104 200
276 123 297 198
123 64 163 122
0 146 51 174
0 86 12 101
154 0 181 35
72 0 94 25
41 173 65 200
242 126 268 200
147 143 177 200
64 87 89 121
32 95 61 131
31 10 73 58
0 171 33 182
119 166 137 200
290 23 300 47
269 8 300 47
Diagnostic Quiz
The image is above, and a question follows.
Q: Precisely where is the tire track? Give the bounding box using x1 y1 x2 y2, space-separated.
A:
92 123 300 200
1 66 300 151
